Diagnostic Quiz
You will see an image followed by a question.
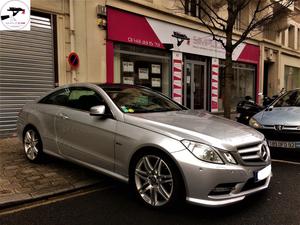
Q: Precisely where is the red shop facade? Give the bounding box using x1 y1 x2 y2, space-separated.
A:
106 7 260 112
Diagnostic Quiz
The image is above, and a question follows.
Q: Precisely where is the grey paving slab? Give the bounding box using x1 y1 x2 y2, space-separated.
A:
0 138 105 208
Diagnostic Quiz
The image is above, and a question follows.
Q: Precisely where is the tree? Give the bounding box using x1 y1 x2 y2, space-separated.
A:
179 0 295 118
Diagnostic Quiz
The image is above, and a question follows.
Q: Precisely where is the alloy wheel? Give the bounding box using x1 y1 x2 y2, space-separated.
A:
134 155 174 207
24 129 40 161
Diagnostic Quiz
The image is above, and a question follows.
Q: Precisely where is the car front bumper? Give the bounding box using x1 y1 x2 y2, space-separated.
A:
172 150 271 207
257 128 300 150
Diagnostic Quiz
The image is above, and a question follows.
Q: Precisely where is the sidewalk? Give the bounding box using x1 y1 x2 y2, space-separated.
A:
0 138 105 208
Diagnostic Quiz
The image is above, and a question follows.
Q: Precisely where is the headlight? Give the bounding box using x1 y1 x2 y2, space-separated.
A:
249 118 262 128
181 140 224 164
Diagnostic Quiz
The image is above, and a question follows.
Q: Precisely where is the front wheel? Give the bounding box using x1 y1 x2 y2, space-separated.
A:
131 152 183 208
23 128 44 162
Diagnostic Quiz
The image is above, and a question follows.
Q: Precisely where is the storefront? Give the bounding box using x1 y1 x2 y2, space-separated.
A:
106 7 260 112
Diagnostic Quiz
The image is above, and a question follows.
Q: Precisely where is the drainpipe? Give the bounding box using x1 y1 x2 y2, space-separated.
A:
69 0 77 83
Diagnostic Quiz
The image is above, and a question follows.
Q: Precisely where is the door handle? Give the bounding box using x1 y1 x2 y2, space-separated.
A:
58 113 69 120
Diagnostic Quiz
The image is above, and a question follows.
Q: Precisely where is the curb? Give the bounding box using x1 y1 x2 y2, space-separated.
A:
0 180 103 210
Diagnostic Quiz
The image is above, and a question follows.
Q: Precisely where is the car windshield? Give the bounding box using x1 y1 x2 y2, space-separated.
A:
101 85 186 113
273 90 300 107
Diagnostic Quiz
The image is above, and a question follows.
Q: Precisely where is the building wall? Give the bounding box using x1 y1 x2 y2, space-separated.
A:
73 0 106 84
30 0 300 96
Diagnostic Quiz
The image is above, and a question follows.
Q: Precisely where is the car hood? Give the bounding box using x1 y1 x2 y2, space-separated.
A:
254 107 300 126
125 110 264 150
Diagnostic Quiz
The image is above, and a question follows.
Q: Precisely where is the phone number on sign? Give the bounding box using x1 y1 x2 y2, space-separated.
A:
128 37 161 48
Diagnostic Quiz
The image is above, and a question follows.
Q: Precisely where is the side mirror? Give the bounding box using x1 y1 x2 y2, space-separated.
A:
90 105 106 116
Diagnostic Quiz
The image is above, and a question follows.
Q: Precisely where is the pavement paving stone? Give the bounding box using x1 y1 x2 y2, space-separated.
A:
0 138 104 208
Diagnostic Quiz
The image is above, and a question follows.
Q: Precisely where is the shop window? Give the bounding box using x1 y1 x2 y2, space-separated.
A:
114 44 171 96
285 66 300 91
218 62 256 111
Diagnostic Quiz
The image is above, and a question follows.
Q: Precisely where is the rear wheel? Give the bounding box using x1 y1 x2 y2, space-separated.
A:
23 128 44 162
131 151 183 208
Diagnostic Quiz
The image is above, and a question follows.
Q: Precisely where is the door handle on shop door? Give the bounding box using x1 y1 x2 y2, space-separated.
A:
58 113 69 120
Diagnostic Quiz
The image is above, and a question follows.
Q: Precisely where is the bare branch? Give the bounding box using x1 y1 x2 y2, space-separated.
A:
197 15 227 49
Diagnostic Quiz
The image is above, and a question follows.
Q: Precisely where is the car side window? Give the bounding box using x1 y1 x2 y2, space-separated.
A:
68 87 106 111
39 88 70 106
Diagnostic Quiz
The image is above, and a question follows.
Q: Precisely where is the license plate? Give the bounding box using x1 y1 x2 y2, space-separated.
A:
268 140 296 149
255 165 272 182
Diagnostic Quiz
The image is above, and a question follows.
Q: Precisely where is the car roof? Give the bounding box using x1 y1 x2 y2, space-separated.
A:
97 83 148 89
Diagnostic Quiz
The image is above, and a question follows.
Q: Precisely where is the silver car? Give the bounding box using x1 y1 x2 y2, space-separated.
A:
250 89 300 150
17 83 272 208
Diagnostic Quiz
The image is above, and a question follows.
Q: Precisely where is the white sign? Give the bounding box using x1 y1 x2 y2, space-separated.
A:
147 18 245 61
172 51 183 104
151 78 161 87
138 68 149 79
0 0 31 30
123 76 134 85
123 61 134 72
151 64 161 74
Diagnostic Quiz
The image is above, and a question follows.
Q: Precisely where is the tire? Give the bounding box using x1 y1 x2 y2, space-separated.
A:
130 150 184 208
23 128 44 163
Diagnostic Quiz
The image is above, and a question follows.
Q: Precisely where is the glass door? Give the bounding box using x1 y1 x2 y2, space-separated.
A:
184 61 207 110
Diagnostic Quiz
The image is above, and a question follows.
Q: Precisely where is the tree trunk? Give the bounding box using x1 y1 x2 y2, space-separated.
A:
223 51 233 119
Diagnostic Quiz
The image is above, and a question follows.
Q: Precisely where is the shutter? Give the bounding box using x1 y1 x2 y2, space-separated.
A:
0 14 55 137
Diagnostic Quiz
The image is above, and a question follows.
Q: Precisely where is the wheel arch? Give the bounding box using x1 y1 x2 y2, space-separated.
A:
22 124 41 141
128 146 187 198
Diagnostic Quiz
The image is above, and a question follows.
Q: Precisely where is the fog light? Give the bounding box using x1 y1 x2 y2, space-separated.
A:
209 183 237 196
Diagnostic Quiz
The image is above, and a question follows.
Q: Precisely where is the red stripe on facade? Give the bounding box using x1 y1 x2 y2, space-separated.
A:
173 84 182 89
106 40 114 83
173 93 182 98
173 59 182 63
173 67 182 72
107 7 164 49
173 76 181 81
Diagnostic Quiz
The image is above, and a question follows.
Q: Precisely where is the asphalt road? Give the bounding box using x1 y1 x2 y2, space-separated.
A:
1 152 300 225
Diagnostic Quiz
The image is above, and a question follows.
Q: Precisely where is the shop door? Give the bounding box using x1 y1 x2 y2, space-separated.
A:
184 61 207 110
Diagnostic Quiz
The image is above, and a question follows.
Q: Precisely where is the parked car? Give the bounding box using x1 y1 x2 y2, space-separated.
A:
17 83 271 208
250 89 300 150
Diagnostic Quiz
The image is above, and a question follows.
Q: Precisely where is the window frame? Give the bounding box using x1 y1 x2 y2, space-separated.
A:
39 86 114 116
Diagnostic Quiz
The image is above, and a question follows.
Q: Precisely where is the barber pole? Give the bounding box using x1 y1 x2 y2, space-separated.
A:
211 58 219 112
172 52 183 104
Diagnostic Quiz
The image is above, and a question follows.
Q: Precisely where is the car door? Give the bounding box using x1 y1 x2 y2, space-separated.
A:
55 86 117 171
37 88 71 155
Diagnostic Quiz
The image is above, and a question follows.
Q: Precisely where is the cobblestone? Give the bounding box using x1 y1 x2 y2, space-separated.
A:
0 138 104 207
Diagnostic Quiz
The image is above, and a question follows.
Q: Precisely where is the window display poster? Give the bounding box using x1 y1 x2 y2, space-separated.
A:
151 64 161 74
151 78 161 87
123 61 134 72
123 76 134 85
138 68 149 79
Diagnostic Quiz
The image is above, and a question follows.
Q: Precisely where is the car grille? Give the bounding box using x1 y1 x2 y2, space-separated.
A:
237 143 269 165
258 127 300 142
